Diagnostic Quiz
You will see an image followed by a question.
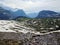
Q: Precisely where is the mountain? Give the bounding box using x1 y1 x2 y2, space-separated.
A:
0 6 28 20
36 10 60 18
0 7 12 20
12 9 27 19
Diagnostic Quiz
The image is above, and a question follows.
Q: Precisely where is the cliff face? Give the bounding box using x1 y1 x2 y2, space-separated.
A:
0 32 60 45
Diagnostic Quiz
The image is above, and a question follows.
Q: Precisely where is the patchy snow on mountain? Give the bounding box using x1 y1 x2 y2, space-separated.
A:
0 20 39 34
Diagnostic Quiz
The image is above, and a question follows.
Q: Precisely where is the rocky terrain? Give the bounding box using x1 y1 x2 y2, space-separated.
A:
0 20 36 33
0 20 60 45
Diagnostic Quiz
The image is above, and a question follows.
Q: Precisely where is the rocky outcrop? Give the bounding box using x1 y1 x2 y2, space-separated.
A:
0 31 60 45
23 32 60 45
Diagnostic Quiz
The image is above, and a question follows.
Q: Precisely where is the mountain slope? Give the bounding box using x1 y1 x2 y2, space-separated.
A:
36 10 60 18
12 9 28 19
0 7 12 20
0 7 28 20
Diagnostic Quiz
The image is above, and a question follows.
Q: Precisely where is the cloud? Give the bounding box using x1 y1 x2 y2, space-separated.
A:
0 0 4 1
0 0 60 13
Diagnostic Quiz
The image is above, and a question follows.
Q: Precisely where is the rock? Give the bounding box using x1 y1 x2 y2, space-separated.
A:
22 32 60 45
0 32 59 45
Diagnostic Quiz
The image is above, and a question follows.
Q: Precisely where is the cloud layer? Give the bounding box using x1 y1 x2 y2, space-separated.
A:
0 0 60 13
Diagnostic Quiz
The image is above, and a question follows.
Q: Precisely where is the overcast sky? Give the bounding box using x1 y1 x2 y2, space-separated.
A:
0 0 60 13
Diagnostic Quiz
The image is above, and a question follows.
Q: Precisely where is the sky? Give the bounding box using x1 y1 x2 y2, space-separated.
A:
0 0 60 13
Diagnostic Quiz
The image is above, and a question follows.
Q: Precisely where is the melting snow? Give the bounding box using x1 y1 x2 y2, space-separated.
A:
0 20 37 34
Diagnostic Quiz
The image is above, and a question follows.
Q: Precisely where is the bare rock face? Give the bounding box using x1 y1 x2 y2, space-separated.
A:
22 32 60 45
0 32 60 45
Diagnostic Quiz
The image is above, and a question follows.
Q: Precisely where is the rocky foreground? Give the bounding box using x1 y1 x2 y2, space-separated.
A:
0 20 60 45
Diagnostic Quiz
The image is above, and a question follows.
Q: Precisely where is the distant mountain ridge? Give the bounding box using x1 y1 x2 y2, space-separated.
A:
0 7 12 20
36 10 60 18
13 9 27 19
0 5 60 19
0 6 27 20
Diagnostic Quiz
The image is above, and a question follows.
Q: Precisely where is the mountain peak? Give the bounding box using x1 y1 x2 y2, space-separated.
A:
14 9 26 16
40 10 58 14
36 10 60 18
0 7 27 20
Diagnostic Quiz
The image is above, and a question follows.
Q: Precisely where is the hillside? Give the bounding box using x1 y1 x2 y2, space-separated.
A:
0 7 28 20
16 18 60 33
0 7 12 20
36 10 60 18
